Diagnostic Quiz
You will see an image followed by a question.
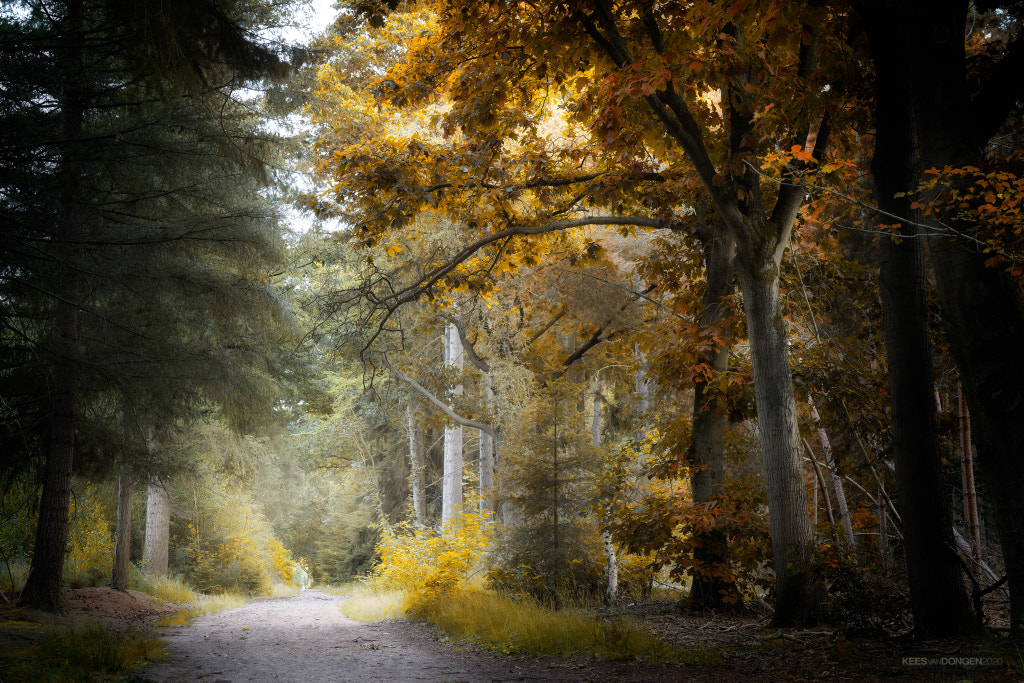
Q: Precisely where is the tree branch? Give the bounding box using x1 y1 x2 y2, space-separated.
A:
384 357 497 439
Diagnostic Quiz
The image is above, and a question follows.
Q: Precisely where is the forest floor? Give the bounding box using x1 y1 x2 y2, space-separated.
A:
0 587 1020 681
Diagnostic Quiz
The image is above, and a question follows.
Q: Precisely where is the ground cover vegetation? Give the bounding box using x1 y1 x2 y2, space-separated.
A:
2 0 1024 676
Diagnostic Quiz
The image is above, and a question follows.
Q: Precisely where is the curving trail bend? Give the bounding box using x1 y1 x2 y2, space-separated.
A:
140 589 542 682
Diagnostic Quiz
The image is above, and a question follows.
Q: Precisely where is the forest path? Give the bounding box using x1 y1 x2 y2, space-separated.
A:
139 589 544 682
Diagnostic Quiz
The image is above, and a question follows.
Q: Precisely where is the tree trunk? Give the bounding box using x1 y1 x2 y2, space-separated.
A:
959 385 982 585
19 386 76 611
688 225 741 609
592 383 618 606
407 404 426 525
143 477 170 577
735 261 822 627
930 235 1024 634
479 375 495 516
809 400 854 547
863 2 980 636
19 0 86 612
110 470 133 590
442 322 464 527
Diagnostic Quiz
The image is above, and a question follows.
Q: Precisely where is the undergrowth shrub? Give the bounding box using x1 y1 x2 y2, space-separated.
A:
64 486 114 588
179 474 296 596
366 504 494 611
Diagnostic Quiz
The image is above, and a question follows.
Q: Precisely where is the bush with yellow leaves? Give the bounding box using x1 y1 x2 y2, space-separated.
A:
64 485 114 588
366 503 494 612
180 476 295 595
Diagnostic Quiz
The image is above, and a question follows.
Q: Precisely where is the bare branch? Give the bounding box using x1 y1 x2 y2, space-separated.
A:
384 357 496 439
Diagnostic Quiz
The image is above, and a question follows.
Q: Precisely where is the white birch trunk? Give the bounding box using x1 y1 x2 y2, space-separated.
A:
442 322 464 528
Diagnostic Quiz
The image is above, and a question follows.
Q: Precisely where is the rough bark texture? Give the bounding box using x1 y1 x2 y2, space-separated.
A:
19 0 85 612
735 260 822 627
687 225 740 610
110 471 133 591
442 323 464 528
19 384 76 611
143 477 170 577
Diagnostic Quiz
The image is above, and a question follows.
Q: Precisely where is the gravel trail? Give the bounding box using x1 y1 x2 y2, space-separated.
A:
140 589 543 682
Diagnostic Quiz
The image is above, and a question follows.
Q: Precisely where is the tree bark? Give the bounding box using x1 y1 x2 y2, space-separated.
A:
809 400 854 547
592 382 618 606
735 260 822 627
442 322 464 528
143 477 170 577
407 404 426 526
687 224 740 609
19 0 86 612
479 375 495 516
959 385 982 585
110 470 133 590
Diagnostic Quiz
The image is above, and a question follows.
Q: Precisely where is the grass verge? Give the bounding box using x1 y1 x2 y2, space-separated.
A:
338 589 405 622
6 618 165 682
414 590 719 664
339 586 719 664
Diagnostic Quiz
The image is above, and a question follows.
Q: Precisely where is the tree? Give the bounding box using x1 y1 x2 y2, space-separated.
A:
2 0 298 610
853 0 1024 637
311 0 858 625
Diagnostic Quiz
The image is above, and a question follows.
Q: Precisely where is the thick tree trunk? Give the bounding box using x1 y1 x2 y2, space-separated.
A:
143 477 170 577
442 322 464 527
688 225 740 609
863 1 981 636
735 262 822 627
20 384 76 611
930 237 1024 634
110 470 133 590
20 0 85 612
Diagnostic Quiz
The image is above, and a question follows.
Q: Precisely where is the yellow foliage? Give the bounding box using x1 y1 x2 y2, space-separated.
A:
366 503 494 610
182 474 296 595
64 486 113 586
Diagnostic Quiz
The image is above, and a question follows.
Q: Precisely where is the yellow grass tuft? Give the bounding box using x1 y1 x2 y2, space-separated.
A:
338 589 405 622
414 590 721 664
133 573 198 604
268 583 301 598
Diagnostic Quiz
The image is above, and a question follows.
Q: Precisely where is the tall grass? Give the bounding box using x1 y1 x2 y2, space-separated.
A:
338 589 405 622
0 557 29 593
413 591 716 663
7 619 165 681
131 572 199 604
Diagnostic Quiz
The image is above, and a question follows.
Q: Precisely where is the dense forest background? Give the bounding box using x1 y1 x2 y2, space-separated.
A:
3 0 1024 641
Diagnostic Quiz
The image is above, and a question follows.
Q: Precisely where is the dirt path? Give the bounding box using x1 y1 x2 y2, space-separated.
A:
140 589 549 682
